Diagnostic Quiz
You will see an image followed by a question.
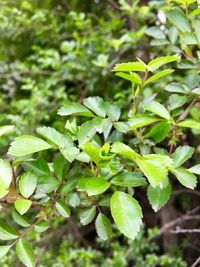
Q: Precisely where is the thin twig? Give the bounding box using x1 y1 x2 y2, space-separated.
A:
191 256 200 267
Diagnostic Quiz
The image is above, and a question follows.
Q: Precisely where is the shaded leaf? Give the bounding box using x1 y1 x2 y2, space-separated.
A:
95 213 112 240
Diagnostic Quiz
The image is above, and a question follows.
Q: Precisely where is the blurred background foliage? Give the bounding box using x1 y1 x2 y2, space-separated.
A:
0 0 200 266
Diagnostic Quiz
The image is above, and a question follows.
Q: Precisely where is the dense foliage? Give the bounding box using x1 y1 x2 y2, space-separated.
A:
0 0 200 266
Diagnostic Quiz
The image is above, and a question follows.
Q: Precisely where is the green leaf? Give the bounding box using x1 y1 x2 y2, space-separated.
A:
0 245 12 260
0 125 14 137
55 200 71 218
193 20 200 43
114 122 130 133
81 142 100 164
85 178 110 196
145 122 170 143
0 222 18 240
111 142 139 160
147 55 180 72
173 168 197 189
36 126 74 149
169 94 187 110
183 32 198 45
172 146 194 168
146 26 165 39
189 8 200 17
112 61 146 72
178 120 200 129
58 102 94 117
144 69 174 85
128 115 159 129
83 97 106 117
14 199 32 215
147 182 172 212
95 213 112 240
165 82 188 94
110 191 142 239
111 172 146 187
23 158 50 176
53 155 69 180
78 120 96 146
0 188 8 199
19 172 37 198
12 211 30 227
0 159 12 189
103 102 121 121
144 101 171 120
80 207 96 225
16 239 34 267
36 127 79 162
165 7 191 33
34 220 49 233
188 164 200 175
135 157 168 187
37 175 59 194
168 26 178 44
8 136 51 157
68 192 80 207
115 72 142 84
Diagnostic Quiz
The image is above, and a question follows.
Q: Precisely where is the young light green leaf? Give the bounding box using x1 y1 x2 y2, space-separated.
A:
111 142 139 160
110 191 142 239
0 245 12 259
144 101 171 120
8 136 51 157
145 122 170 143
16 239 34 267
135 157 168 187
0 222 18 240
55 200 71 218
112 61 146 72
0 159 12 189
165 8 191 33
147 55 180 72
144 69 174 85
14 199 32 215
83 97 106 117
80 207 96 225
111 172 146 187
19 172 37 198
95 213 112 240
178 120 200 129
188 164 200 175
85 178 110 196
147 182 172 212
173 168 197 189
172 146 194 168
115 72 142 84
189 8 200 17
0 125 14 137
58 102 94 117
128 115 160 129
